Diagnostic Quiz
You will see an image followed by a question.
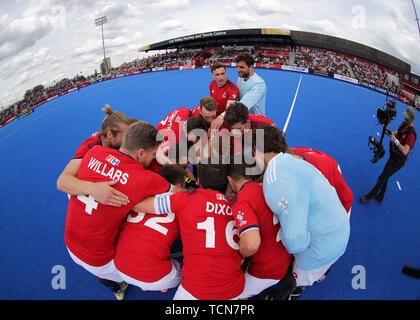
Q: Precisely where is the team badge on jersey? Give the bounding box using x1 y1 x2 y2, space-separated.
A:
105 155 120 166
278 199 289 214
236 211 247 227
216 193 227 201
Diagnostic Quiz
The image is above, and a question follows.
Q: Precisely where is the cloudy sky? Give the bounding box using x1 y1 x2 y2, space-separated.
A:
1 0 420 109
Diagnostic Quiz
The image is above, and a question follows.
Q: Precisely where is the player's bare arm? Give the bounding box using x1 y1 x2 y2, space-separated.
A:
57 159 130 207
239 229 261 257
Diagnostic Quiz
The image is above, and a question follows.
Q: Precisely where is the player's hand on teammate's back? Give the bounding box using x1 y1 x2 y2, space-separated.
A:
210 116 224 130
90 180 130 207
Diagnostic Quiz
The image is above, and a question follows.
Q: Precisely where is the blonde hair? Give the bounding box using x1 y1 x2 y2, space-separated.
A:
100 105 130 137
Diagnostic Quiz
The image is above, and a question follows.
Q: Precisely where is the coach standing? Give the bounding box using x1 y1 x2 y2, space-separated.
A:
235 52 267 116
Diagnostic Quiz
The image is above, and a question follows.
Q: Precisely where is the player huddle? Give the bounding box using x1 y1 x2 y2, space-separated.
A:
57 52 353 300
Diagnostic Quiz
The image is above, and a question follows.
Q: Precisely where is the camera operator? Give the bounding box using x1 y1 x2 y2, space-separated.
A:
360 106 416 204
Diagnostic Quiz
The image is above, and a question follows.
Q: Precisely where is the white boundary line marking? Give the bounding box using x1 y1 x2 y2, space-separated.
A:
283 75 302 133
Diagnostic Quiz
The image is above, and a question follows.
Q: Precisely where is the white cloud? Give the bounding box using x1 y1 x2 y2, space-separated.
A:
144 0 190 11
303 19 340 36
0 14 52 62
158 18 188 33
247 0 292 15
225 0 291 27
225 12 257 28
0 47 51 78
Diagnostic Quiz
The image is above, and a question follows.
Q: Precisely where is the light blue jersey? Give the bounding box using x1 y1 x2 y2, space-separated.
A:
237 72 267 116
263 153 350 270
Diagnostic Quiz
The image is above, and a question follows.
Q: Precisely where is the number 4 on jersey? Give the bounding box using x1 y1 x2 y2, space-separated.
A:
77 195 98 215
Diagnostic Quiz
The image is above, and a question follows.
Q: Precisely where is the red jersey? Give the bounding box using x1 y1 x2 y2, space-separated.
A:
114 211 180 282
156 107 191 154
191 105 200 118
158 189 244 300
248 114 276 130
72 132 102 159
148 159 163 174
292 147 353 213
64 146 170 267
209 79 239 115
231 181 291 280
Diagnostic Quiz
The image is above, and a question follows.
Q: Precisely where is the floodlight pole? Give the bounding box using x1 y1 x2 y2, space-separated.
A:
412 0 420 37
95 16 109 74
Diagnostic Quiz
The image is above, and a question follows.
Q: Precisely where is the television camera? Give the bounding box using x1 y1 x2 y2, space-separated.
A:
368 99 397 163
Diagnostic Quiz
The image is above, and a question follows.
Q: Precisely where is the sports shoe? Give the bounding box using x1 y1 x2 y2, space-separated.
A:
114 282 128 301
359 195 371 205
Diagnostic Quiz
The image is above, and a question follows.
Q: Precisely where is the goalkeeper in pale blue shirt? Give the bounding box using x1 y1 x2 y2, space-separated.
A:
254 126 350 299
235 52 267 116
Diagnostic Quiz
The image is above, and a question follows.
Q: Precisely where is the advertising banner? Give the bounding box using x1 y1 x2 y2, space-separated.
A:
334 74 359 84
179 65 196 70
255 63 282 69
281 65 309 73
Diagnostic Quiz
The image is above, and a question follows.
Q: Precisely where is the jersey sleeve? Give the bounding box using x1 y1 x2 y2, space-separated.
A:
180 107 192 120
232 199 259 236
227 81 239 101
191 105 201 117
72 144 90 160
72 134 100 159
240 81 267 111
263 175 311 254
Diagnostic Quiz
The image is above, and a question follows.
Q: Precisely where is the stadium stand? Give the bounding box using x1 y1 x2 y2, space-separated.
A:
2 28 419 128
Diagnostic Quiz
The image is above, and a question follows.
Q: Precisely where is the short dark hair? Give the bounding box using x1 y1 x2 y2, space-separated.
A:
227 159 255 182
197 164 228 193
199 96 218 112
224 102 249 127
158 164 186 186
186 116 208 134
235 52 254 66
122 121 161 152
211 62 226 73
253 125 289 154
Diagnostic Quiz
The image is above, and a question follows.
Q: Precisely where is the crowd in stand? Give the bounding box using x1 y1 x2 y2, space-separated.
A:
1 44 406 127
255 46 290 65
0 75 87 125
294 46 353 77
208 45 255 64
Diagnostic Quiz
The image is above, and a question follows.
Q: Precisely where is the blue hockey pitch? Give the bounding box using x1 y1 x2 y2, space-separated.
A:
0 68 419 300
